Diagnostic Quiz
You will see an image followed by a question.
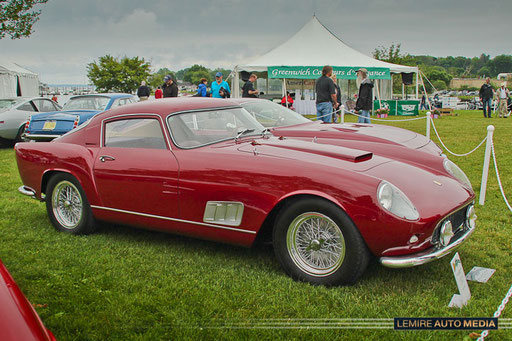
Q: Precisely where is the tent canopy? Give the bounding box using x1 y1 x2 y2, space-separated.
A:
0 61 39 98
237 16 417 74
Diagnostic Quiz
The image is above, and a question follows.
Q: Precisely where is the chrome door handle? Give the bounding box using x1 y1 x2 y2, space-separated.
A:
99 155 116 162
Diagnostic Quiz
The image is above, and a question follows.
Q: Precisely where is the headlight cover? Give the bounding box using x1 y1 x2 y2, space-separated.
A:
443 159 472 189
377 181 419 220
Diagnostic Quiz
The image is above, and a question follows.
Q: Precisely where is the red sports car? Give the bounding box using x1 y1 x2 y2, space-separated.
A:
231 98 442 155
16 98 476 286
0 260 56 340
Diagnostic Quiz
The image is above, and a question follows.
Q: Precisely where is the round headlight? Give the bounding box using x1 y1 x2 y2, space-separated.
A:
377 181 419 220
466 204 477 230
443 159 472 190
439 220 454 247
378 182 393 210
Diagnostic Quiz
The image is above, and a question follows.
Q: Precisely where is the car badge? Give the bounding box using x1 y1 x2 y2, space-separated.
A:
433 180 442 186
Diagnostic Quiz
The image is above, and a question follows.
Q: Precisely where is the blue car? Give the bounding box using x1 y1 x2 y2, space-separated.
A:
24 93 134 141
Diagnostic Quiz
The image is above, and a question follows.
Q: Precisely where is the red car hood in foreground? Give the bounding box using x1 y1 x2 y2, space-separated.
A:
271 121 441 154
0 261 55 341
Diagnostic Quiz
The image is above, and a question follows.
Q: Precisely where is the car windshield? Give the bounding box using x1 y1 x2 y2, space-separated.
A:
62 96 110 111
241 100 311 127
168 107 265 148
0 99 24 109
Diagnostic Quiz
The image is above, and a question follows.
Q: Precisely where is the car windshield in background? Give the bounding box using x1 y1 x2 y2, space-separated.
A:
62 96 110 111
241 101 310 127
168 107 265 148
0 99 24 110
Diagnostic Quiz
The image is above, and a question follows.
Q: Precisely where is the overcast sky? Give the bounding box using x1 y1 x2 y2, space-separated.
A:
1 0 511 84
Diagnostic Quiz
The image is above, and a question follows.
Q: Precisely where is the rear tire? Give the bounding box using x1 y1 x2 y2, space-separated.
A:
46 173 96 234
273 198 369 286
14 125 25 143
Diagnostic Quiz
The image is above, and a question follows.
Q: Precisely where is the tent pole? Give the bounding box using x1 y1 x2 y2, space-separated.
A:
376 79 382 108
415 69 419 100
402 83 405 99
283 78 288 107
420 72 433 110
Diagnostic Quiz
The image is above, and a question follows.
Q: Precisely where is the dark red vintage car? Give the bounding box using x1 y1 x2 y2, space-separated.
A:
16 98 476 286
231 98 442 155
0 260 55 341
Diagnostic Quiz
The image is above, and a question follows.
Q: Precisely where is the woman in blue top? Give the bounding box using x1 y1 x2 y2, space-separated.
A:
211 72 231 98
197 78 208 97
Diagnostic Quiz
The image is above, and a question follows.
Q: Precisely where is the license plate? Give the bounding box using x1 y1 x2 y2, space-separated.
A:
42 121 56 130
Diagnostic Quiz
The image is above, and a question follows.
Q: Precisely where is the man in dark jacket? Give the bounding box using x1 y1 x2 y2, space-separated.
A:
355 68 374 124
479 77 494 118
137 81 150 101
242 74 259 98
162 75 178 98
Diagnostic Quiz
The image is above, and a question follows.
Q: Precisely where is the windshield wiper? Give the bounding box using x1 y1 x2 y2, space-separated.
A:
234 128 255 142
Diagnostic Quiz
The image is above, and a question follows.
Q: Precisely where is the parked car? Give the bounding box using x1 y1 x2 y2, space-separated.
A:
0 97 61 142
0 260 56 340
16 98 476 286
231 98 442 155
24 93 134 141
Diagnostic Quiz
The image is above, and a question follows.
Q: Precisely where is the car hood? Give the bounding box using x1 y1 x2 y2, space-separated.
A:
271 121 433 150
30 110 100 122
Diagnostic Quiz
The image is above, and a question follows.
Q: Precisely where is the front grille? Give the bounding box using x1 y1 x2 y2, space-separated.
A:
431 204 471 246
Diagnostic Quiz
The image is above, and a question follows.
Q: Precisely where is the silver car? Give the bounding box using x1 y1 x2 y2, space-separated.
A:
0 97 61 142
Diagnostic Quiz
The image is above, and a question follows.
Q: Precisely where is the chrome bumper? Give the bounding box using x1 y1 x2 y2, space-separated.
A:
23 133 60 141
379 224 476 268
18 185 36 198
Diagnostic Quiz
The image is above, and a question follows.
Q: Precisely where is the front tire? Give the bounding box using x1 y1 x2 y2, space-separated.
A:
273 198 369 286
46 173 95 234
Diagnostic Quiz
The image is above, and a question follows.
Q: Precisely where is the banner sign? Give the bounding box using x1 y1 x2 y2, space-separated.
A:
268 66 390 80
373 100 419 116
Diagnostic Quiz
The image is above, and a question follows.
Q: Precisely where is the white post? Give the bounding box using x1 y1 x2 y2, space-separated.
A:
415 69 419 99
479 125 495 205
341 104 345 124
426 112 431 140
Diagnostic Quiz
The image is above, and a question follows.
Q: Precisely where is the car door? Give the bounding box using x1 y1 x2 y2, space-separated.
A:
92 114 180 225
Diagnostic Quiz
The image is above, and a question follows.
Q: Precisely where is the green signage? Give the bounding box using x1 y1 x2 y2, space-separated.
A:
373 100 419 116
268 66 390 80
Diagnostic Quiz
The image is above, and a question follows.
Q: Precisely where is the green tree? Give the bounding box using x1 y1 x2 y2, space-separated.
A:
209 68 232 82
491 55 512 75
148 68 175 90
1 0 48 39
183 64 211 85
87 55 151 93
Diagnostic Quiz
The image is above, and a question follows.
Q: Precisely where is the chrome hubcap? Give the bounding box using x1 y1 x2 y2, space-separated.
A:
286 212 345 277
52 181 83 229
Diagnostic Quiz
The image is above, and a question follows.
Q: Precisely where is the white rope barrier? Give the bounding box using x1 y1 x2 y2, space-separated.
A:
491 141 512 212
430 118 487 157
477 283 512 340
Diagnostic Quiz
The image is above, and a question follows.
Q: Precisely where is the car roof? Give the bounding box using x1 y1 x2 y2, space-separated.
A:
92 97 242 122
69 93 132 100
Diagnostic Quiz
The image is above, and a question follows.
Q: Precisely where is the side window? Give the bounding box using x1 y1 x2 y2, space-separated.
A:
33 99 58 112
113 98 133 107
17 102 36 112
104 118 167 150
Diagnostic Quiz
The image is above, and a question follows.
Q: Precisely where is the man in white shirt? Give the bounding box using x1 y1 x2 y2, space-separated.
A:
496 82 510 118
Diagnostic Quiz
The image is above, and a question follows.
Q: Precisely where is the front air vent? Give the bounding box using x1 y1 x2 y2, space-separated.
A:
203 201 244 226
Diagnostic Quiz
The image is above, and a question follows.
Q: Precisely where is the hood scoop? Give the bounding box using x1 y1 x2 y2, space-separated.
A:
250 139 373 162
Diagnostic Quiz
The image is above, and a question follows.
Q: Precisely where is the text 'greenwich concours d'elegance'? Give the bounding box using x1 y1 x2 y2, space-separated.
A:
1 1 512 340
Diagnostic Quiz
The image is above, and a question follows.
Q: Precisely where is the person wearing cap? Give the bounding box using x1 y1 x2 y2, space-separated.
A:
479 77 494 118
162 75 178 98
137 80 150 101
315 65 338 123
355 68 374 124
496 82 510 118
211 72 231 98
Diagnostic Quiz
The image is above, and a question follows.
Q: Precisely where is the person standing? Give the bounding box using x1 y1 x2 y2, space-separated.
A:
242 74 259 98
154 86 163 99
331 74 342 122
281 91 294 108
355 68 374 124
137 81 150 101
211 72 231 98
197 78 208 97
420 92 427 110
479 77 494 118
496 82 510 118
162 75 178 98
315 65 338 123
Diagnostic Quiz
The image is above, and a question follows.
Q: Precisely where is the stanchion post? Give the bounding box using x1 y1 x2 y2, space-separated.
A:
426 111 431 140
479 125 495 206
340 105 345 124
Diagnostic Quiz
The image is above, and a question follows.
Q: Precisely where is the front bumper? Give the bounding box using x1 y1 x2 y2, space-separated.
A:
379 222 475 268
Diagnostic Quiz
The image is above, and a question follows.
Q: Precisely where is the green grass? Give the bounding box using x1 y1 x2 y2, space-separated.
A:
1 110 511 340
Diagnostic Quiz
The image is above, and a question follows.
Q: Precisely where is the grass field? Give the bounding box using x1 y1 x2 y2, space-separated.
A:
0 110 511 340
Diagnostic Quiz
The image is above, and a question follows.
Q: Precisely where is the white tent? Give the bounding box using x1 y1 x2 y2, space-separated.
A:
233 16 418 98
0 61 40 98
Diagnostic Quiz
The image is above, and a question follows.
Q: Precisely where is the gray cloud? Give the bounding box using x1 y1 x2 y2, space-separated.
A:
1 0 510 84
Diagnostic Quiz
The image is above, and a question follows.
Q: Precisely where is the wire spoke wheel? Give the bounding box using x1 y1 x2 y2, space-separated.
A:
51 180 83 229
286 212 345 277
